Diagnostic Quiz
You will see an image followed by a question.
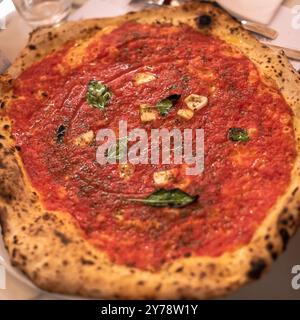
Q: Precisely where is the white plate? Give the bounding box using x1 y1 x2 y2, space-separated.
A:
217 0 283 24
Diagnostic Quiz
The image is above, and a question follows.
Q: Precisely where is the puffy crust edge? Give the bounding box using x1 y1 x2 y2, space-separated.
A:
0 1 300 299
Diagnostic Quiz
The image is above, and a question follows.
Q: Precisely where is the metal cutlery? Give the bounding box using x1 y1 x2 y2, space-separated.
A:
260 42 300 61
240 20 278 40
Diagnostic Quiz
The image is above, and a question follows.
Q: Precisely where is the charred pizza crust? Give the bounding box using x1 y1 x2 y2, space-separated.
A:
0 1 300 299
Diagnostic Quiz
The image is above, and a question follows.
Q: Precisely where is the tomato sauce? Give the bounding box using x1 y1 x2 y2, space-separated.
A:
8 23 296 270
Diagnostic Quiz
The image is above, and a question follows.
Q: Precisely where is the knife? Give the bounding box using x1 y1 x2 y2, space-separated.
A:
240 20 278 40
259 42 300 61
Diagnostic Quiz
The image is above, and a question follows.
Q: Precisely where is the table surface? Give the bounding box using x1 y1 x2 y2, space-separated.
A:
0 0 300 300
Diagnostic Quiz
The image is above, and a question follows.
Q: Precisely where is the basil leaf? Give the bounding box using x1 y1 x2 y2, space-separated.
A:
131 188 198 208
106 137 128 161
156 94 181 116
228 127 249 142
56 124 66 143
86 80 112 109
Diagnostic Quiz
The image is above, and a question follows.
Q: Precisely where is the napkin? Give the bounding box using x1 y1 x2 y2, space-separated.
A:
217 0 283 24
69 0 141 20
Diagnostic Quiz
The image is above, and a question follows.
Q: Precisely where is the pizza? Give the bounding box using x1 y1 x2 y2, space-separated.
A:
0 1 300 299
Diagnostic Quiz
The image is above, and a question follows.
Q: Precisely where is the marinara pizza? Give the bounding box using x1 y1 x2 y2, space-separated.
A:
0 1 300 299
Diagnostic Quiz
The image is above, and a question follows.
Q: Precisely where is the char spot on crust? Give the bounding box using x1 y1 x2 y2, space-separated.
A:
0 186 14 204
266 242 278 261
62 260 68 266
12 248 17 258
28 44 37 50
0 206 8 233
229 27 239 34
11 248 27 267
184 252 191 257
266 242 273 251
13 235 19 244
247 259 267 280
80 258 95 265
175 266 184 273
155 284 162 292
196 14 212 28
54 230 71 245
279 228 290 251
42 212 51 221
279 211 296 228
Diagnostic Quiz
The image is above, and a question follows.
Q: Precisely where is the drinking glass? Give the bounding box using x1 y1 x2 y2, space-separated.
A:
12 0 71 27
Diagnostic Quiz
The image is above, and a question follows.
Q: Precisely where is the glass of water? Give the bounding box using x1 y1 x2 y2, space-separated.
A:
12 0 71 27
